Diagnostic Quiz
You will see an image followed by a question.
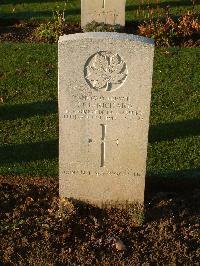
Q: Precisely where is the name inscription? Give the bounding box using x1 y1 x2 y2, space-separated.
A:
63 94 143 121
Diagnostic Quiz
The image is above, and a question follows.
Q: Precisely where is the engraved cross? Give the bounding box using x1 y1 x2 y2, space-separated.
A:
102 0 106 9
100 124 106 167
88 124 119 168
100 124 119 167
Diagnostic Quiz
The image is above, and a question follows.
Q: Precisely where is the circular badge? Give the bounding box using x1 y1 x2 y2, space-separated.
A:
84 51 128 92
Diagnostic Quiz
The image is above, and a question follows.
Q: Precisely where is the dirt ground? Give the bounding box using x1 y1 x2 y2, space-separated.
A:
0 20 81 43
0 176 199 265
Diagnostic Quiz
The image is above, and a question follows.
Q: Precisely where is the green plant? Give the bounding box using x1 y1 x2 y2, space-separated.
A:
83 21 123 33
35 22 55 43
35 6 66 43
126 203 145 226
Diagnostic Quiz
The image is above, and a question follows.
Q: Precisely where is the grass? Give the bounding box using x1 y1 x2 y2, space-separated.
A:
148 48 200 177
0 43 58 176
0 0 199 22
0 43 199 179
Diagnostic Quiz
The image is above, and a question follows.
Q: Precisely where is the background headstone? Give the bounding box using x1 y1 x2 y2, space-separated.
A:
59 32 154 206
81 0 126 28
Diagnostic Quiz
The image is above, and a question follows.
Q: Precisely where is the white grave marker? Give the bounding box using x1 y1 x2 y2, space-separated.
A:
81 0 126 28
59 33 154 206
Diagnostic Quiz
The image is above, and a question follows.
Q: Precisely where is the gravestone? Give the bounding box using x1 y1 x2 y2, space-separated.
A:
59 32 154 206
81 0 126 28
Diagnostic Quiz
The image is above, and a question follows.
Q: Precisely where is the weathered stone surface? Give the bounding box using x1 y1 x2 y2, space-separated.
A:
81 0 126 28
59 32 154 206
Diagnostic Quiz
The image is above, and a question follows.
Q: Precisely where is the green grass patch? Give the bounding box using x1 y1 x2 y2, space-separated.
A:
0 43 199 179
0 0 199 22
149 48 200 178
0 43 58 176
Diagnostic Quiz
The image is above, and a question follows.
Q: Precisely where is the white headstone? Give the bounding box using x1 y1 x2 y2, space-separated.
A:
81 0 126 28
59 33 154 206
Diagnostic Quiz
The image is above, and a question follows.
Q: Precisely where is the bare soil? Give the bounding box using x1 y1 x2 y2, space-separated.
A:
0 20 82 43
0 176 199 265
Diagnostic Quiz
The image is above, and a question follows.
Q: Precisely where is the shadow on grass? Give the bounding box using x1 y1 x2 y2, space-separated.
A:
1 0 196 20
0 139 58 164
146 169 200 195
1 0 64 4
0 8 80 20
0 100 57 120
126 0 195 11
149 119 200 143
0 117 199 163
0 11 52 20
1 0 194 8
1 101 199 143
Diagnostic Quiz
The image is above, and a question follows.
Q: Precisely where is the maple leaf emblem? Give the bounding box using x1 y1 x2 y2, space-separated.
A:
85 51 128 92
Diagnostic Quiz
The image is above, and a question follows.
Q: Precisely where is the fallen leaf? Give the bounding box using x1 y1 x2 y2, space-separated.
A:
115 239 126 251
